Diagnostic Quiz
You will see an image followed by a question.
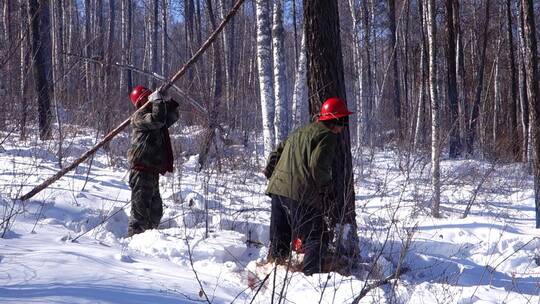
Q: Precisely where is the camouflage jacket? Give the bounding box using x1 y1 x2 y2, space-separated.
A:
265 121 338 206
127 99 180 174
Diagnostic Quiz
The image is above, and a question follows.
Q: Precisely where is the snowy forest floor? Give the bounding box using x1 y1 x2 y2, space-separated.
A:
1 127 539 304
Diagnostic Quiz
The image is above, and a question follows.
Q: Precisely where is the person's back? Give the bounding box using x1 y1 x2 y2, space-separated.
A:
266 121 337 206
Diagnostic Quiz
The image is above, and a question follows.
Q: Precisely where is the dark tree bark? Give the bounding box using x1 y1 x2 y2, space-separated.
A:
506 0 519 160
303 0 359 264
519 0 540 228
28 0 52 140
446 0 461 158
466 0 491 155
361 0 373 145
388 0 402 140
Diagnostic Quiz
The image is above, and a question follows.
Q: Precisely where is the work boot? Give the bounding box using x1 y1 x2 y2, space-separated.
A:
127 225 144 237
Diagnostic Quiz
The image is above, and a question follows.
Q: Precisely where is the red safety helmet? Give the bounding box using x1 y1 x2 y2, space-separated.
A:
318 97 353 121
129 85 151 108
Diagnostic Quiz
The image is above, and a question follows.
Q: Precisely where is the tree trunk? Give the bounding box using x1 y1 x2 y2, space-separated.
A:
361 0 373 145
197 0 224 171
255 0 275 157
291 30 307 130
348 0 363 147
52 0 64 166
466 0 491 155
273 0 288 144
506 0 519 160
304 0 359 264
19 0 28 140
120 0 133 93
446 0 460 158
388 0 402 140
161 0 168 77
2 0 12 128
150 0 159 87
518 0 529 163
84 0 91 97
454 0 466 153
28 0 52 140
425 0 440 218
519 0 540 228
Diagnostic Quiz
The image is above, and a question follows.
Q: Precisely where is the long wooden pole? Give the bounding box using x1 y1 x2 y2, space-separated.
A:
19 0 246 201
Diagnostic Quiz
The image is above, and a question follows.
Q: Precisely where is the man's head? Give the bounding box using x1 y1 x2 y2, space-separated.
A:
129 85 151 108
318 97 353 134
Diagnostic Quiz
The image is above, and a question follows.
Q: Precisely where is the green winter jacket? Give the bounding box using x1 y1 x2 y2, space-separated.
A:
127 99 180 174
265 121 338 207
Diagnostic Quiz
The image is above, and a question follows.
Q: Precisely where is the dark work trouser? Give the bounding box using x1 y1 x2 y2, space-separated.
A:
269 194 328 275
128 170 163 232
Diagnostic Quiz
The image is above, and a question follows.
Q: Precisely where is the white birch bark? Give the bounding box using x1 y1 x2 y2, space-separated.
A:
291 31 307 130
161 0 168 77
272 0 288 144
120 0 132 93
348 0 363 147
255 0 275 156
426 0 440 217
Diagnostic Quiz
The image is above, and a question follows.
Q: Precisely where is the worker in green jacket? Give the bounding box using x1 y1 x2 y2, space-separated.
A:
126 85 180 237
263 97 353 275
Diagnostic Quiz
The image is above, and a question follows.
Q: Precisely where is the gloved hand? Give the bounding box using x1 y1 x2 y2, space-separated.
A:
263 153 279 179
148 90 163 103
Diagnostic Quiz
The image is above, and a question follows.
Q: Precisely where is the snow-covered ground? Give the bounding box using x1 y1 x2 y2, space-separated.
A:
1 128 539 303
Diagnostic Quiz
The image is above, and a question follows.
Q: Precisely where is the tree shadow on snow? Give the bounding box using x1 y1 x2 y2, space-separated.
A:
0 283 201 304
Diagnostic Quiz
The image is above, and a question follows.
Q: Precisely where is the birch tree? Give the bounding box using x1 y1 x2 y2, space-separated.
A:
425 0 440 218
272 0 288 144
291 31 307 130
348 0 364 147
255 0 275 157
120 0 133 93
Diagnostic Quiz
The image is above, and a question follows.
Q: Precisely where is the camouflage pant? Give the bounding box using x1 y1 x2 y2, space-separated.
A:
128 170 163 232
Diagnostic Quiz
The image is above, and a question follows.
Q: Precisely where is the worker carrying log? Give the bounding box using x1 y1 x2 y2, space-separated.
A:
126 85 180 237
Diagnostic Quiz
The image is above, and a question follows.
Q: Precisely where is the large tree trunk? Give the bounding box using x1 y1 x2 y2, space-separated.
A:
446 0 460 158
303 0 359 265
272 0 288 144
519 0 540 228
28 0 52 140
425 0 440 218
255 0 275 157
